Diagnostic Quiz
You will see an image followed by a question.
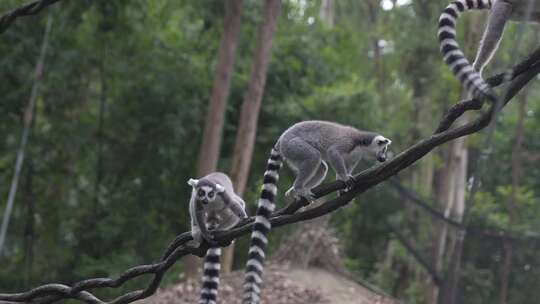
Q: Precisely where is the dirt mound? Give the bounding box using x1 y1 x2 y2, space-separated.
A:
142 218 399 304
139 263 398 304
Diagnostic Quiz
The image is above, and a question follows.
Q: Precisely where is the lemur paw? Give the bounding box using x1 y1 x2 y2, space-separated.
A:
190 233 204 248
202 232 218 246
338 175 356 196
285 187 315 202
285 187 295 198
344 174 357 189
237 211 248 219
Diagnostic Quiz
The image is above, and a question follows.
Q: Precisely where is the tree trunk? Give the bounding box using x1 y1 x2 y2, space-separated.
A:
0 15 52 256
432 103 469 304
366 0 385 95
429 134 467 303
319 0 334 27
500 239 513 304
430 164 451 303
446 135 468 259
195 0 244 176
499 90 527 304
183 0 244 280
221 0 281 273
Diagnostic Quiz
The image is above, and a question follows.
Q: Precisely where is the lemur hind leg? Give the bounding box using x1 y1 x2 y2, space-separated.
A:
472 0 512 74
282 137 321 201
303 161 328 191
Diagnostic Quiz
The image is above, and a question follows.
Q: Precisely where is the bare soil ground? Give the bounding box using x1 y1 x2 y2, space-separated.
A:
139 263 399 304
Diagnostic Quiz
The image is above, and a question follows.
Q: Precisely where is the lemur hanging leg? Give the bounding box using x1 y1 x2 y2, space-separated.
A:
473 0 513 74
242 120 391 304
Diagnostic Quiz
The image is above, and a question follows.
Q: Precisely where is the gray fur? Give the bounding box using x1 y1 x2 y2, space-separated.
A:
276 120 391 200
473 0 540 74
188 174 245 304
188 172 247 246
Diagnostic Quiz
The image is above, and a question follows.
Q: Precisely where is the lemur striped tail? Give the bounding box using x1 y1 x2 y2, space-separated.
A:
199 246 222 304
242 146 282 304
438 0 496 101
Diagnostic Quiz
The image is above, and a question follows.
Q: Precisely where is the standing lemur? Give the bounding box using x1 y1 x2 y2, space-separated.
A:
187 172 247 304
242 120 391 304
438 0 540 100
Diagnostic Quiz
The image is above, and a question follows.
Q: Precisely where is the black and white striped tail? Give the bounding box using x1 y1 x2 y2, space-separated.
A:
242 147 282 304
199 246 222 304
438 0 496 100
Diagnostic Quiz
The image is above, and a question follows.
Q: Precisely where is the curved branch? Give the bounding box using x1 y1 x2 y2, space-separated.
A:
0 0 61 34
435 45 540 134
1 46 539 304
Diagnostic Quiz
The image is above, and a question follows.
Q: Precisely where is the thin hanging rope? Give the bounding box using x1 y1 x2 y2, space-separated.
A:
0 15 53 255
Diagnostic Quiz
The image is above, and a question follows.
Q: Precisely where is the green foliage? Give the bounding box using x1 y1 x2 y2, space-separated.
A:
1 1 540 303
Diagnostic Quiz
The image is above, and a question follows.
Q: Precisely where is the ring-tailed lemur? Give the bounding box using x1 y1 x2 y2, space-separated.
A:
187 172 247 304
242 120 391 304
438 0 540 100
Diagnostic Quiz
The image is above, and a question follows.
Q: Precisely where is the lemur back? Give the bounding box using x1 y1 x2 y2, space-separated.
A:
438 0 540 100
187 172 247 304
241 120 390 304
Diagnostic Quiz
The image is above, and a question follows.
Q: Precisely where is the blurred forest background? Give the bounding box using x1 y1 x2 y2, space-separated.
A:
1 0 540 303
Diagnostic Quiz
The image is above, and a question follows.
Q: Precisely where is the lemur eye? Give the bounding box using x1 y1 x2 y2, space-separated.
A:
377 139 387 146
208 191 214 198
198 189 205 196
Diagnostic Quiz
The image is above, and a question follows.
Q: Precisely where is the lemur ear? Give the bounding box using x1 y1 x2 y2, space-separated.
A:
187 178 199 187
215 184 225 193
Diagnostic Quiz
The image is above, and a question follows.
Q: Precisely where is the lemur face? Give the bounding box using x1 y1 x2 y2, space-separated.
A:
370 135 392 162
196 186 219 204
188 179 225 205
